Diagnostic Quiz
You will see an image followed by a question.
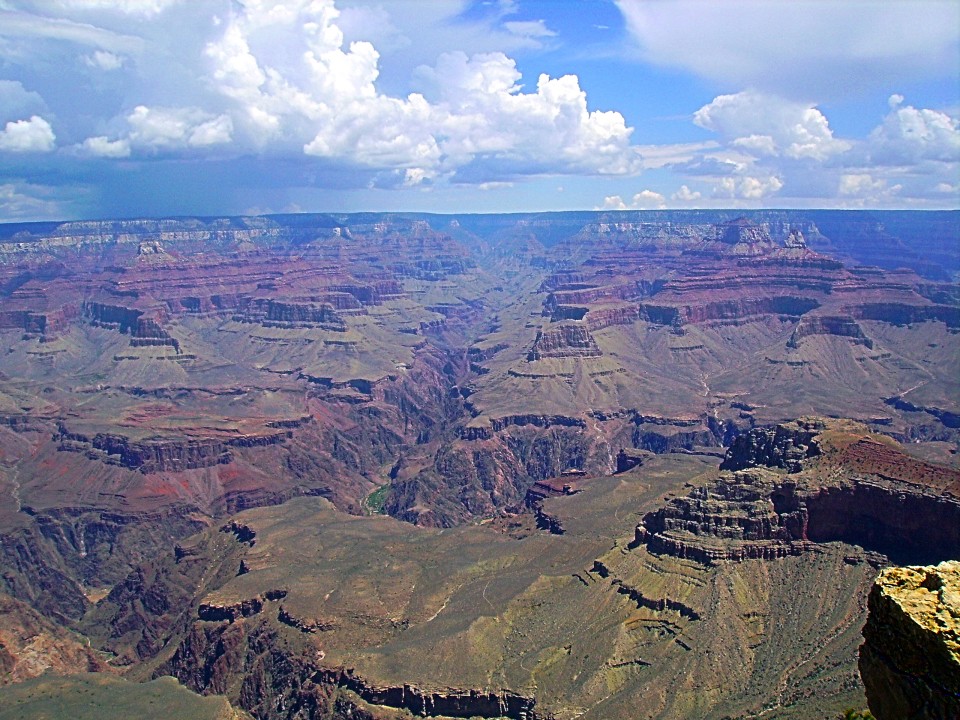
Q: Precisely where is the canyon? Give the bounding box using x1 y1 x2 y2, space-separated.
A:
0 210 957 718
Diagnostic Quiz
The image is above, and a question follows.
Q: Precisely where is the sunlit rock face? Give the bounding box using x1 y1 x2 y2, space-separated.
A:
859 561 960 720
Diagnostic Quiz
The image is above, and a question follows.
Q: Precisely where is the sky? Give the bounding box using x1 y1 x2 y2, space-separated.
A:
0 0 958 221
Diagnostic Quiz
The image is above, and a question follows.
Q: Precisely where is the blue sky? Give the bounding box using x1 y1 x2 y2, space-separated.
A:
0 0 957 220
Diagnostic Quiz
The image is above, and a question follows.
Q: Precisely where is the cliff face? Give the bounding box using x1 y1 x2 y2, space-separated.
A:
720 420 822 472
527 323 602 360
637 419 960 566
788 314 873 348
859 561 960 720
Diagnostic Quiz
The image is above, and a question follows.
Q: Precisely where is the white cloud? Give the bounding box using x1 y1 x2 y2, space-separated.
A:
672 184 701 202
637 141 719 170
503 19 556 46
731 134 777 157
600 189 666 210
694 91 849 161
713 175 783 200
673 91 958 208
126 105 233 149
81 135 130 158
616 0 960 99
0 181 64 219
0 115 55 152
39 0 183 17
0 10 144 55
866 95 960 165
839 173 887 197
601 194 627 210
188 114 234 146
83 49 123 70
836 173 903 206
201 2 639 180
426 52 640 176
631 189 666 208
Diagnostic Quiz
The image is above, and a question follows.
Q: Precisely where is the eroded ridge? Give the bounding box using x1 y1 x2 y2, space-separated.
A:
633 419 960 566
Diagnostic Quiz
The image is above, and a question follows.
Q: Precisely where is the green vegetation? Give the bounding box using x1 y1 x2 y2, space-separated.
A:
841 709 876 720
364 483 390 514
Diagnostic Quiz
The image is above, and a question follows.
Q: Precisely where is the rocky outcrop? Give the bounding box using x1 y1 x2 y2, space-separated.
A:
238 299 347 330
83 301 181 350
718 217 777 251
633 469 816 564
524 477 581 535
0 305 77 338
197 589 286 623
787 314 873 348
0 592 108 684
277 605 335 634
852 302 960 329
859 561 960 720
526 323 601 360
615 447 650 473
637 421 960 566
324 668 539 720
803 479 960 565
720 420 822 472
57 428 290 473
638 471 960 566
160 614 542 720
582 304 640 330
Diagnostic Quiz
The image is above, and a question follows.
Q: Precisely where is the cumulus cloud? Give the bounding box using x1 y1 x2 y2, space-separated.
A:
838 173 887 197
677 90 958 207
81 135 131 158
713 175 783 200
672 185 701 202
126 105 233 149
427 52 640 177
865 95 960 165
616 0 960 99
836 173 903 206
694 91 849 161
0 115 55 152
2 0 956 214
601 189 666 210
200 1 639 181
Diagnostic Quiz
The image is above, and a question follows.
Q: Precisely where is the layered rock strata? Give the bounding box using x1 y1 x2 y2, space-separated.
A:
635 420 960 566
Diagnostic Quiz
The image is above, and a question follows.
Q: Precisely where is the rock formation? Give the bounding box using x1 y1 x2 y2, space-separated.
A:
636 419 960 566
859 561 960 720
0 210 956 719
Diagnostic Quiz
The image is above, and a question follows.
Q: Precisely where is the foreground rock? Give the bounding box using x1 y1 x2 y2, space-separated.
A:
859 561 960 720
